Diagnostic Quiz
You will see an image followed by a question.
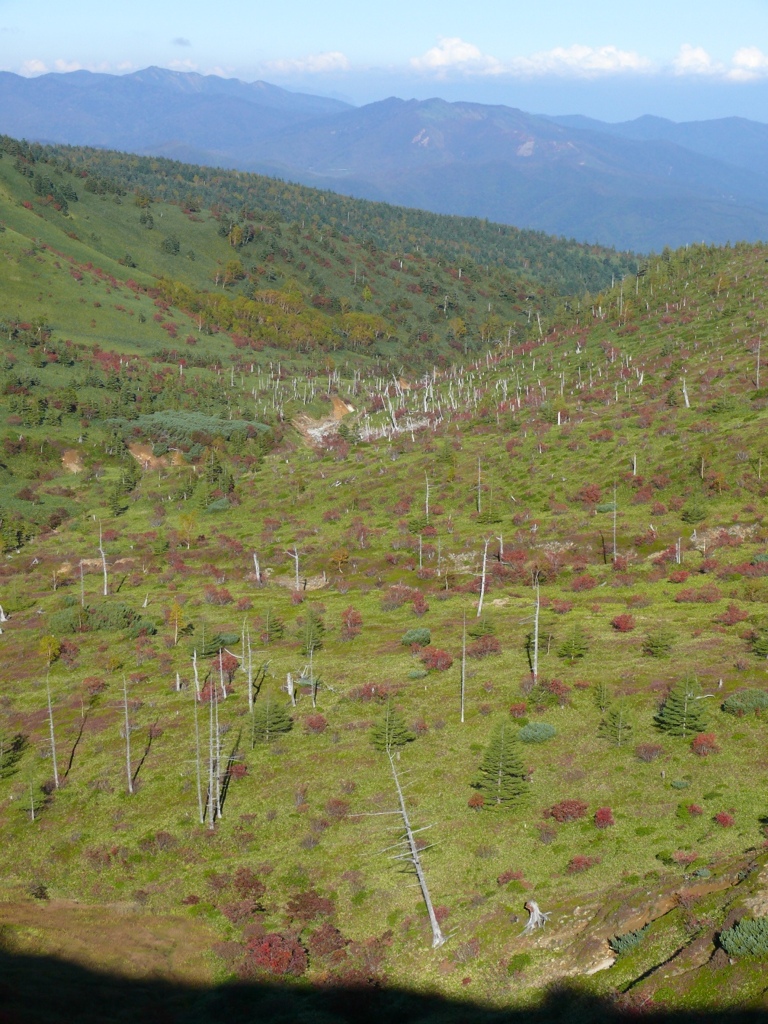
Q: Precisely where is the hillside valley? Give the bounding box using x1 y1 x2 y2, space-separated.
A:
0 135 768 1020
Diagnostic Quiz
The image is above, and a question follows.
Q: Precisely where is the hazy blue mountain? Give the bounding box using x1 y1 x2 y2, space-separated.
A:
547 113 768 174
3 68 768 252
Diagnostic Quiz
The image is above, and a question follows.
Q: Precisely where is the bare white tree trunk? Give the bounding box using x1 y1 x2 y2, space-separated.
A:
286 672 296 707
287 546 300 589
477 538 490 617
207 683 215 830
460 612 466 724
122 675 134 795
98 523 108 597
192 671 204 824
192 649 200 699
389 752 445 949
45 672 59 790
213 686 222 820
253 552 262 584
522 900 550 935
532 575 541 685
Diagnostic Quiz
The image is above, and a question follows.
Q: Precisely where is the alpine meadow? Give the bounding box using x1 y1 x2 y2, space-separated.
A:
2 130 768 1022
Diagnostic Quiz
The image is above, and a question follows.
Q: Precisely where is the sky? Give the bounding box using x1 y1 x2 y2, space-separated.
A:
2 0 768 121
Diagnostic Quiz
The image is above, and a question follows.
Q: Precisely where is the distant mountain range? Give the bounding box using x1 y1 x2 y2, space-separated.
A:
3 67 768 252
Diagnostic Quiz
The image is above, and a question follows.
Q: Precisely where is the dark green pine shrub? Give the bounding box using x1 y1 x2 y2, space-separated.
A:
251 697 293 744
474 722 528 806
518 722 557 744
655 678 709 737
719 917 768 958
401 628 431 647
609 925 649 957
370 703 415 752
721 689 768 716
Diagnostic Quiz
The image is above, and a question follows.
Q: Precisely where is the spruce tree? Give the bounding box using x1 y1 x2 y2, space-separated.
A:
599 705 633 746
557 626 589 662
251 696 292 745
370 702 415 753
475 722 528 807
655 678 709 737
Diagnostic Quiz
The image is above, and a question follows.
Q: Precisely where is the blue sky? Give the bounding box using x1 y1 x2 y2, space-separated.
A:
2 0 768 120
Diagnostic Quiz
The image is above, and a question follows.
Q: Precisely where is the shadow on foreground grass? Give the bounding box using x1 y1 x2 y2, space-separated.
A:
1 948 768 1024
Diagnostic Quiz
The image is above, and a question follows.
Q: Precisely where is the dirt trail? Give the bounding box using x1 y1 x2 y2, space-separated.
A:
0 899 216 982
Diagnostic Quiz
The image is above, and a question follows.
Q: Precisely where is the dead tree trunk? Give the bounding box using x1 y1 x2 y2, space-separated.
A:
122 675 134 795
45 672 59 790
389 751 445 949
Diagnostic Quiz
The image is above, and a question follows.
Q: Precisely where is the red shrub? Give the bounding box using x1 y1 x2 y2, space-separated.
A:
468 793 485 810
567 855 600 874
381 584 414 610
691 732 719 757
594 807 615 829
571 574 597 592
717 604 749 626
671 850 697 866
420 648 453 671
325 798 349 819
286 888 334 922
233 868 266 901
304 714 328 735
497 869 525 886
340 606 362 641
577 483 602 506
204 585 233 605
546 799 588 823
668 569 690 584
675 584 722 604
687 804 704 816
611 613 636 632
308 922 347 957
466 635 501 659
246 933 307 976
714 811 735 828
412 593 429 616
551 599 573 614
509 702 527 719
412 718 429 736
348 682 394 703
210 650 238 683
635 743 664 762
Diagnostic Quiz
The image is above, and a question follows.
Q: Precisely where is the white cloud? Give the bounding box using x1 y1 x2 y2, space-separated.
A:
727 46 768 81
410 37 501 75
409 38 651 79
19 58 48 76
510 44 652 77
671 43 724 76
54 59 83 73
264 51 350 75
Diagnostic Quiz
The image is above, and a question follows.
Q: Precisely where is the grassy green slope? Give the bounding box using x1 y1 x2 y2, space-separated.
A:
0 154 767 1010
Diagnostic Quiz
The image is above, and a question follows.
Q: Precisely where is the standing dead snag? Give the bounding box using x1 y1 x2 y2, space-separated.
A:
388 751 445 949
522 900 550 935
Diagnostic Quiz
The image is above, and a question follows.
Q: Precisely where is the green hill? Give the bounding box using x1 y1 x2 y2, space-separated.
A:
0 134 768 1018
